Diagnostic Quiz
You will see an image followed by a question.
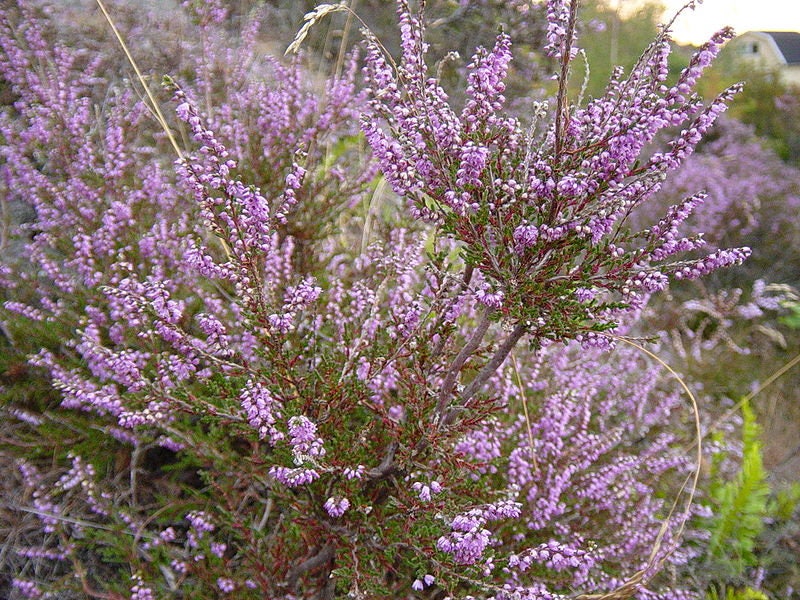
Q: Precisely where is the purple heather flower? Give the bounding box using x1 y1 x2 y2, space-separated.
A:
411 480 443 502
10 408 44 427
342 465 366 480
673 247 751 280
287 415 326 458
323 496 350 518
462 33 514 132
456 143 489 188
412 575 435 591
11 579 43 599
130 576 155 600
267 312 294 333
513 223 540 253
437 526 492 565
186 511 214 549
544 0 575 59
437 498 522 565
269 465 320 488
171 560 188 575
268 277 322 334
275 162 307 224
239 380 283 444
356 357 371 381
3 301 46 321
475 286 505 309
388 404 406 421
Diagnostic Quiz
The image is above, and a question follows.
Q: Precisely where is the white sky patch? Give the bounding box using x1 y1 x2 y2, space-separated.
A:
618 0 800 45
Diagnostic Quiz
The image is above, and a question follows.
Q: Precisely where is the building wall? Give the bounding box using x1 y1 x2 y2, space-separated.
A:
731 32 785 69
783 65 800 87
730 32 800 88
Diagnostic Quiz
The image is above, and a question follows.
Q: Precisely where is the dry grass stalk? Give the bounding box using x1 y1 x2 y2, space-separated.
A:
285 3 351 56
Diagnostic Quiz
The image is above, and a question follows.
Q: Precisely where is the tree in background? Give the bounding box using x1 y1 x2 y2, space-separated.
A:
567 0 690 101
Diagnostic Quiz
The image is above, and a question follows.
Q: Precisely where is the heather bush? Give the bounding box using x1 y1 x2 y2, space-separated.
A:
0 1 767 599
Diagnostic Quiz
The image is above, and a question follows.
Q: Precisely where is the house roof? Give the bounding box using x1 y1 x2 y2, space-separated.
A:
760 31 800 65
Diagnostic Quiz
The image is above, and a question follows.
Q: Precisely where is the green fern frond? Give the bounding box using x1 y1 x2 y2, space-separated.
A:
707 399 770 575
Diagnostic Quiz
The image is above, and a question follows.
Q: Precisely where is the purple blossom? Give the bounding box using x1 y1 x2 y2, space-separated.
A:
437 498 522 564
269 465 320 488
186 511 214 549
171 560 188 575
239 380 284 444
456 143 490 188
672 247 751 280
475 286 505 308
217 578 235 593
411 480 443 502
544 0 575 59
513 223 540 253
130 576 155 600
275 161 307 224
462 33 515 132
287 415 326 459
342 465 365 480
437 524 492 565
268 277 322 334
11 579 43 599
412 574 435 591
323 496 351 518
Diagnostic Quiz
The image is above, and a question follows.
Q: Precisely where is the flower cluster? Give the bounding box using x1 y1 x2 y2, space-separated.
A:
361 0 750 371
437 498 523 565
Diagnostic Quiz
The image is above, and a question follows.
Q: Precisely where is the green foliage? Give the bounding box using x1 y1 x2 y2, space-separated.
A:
767 482 800 521
706 585 768 600
728 71 800 163
778 300 800 330
705 400 770 578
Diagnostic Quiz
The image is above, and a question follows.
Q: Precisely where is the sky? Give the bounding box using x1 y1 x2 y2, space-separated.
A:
652 0 800 45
